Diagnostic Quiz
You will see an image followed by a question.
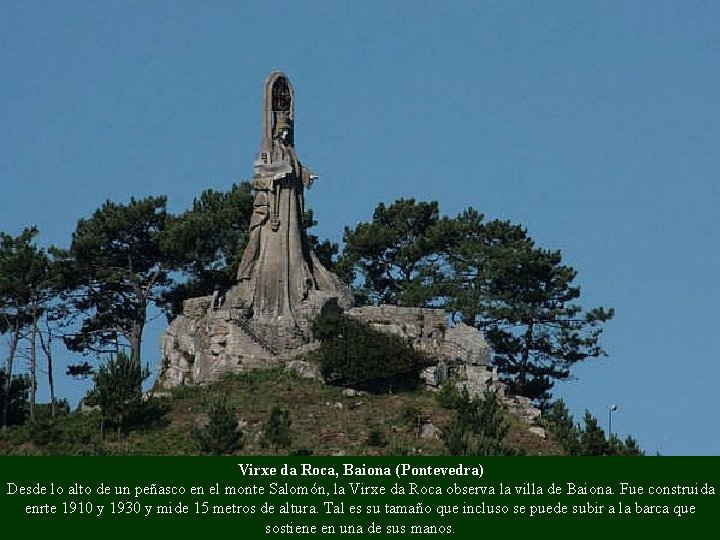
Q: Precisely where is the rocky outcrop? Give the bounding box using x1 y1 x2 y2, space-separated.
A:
159 303 493 388
157 72 542 438
345 305 491 365
285 359 323 381
160 295 281 388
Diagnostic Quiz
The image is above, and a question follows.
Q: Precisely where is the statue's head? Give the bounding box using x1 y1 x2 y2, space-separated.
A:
271 76 292 113
263 72 295 149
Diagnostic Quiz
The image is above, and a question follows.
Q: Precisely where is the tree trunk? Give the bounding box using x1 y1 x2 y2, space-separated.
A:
519 322 534 394
130 302 146 366
2 327 20 430
29 305 38 422
38 318 56 417
130 328 142 366
130 320 145 394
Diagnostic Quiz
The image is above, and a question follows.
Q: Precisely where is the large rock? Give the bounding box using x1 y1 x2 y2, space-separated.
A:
285 360 323 381
346 306 491 367
420 423 441 439
158 73 500 399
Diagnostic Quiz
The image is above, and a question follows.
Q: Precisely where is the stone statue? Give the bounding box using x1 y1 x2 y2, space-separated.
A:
232 72 351 330
159 72 492 392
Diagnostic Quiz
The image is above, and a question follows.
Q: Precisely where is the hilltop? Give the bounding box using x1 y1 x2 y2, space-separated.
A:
0 369 563 456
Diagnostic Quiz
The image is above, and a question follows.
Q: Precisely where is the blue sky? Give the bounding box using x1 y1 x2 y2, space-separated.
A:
1 1 718 455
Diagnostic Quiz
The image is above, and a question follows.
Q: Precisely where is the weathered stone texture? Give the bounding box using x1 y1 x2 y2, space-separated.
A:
346 305 491 370
285 359 323 381
160 298 287 388
159 72 351 387
156 72 541 434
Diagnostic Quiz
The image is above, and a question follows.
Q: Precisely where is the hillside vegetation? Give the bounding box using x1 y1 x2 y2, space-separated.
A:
0 369 565 456
2 187 638 455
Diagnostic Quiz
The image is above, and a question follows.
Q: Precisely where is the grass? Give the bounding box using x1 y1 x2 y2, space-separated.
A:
0 369 564 456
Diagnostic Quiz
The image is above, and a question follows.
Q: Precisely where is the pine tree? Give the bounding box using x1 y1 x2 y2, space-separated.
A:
264 406 292 453
0 227 49 429
0 371 30 426
541 399 581 455
440 386 512 456
57 196 171 372
473 389 511 456
87 351 150 439
194 395 242 455
445 212 614 405
542 402 644 456
338 200 614 405
579 411 608 456
337 199 453 306
161 183 253 318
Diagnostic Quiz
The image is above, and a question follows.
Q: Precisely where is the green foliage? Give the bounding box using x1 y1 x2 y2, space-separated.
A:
0 371 30 426
310 306 343 341
289 448 314 456
440 386 512 456
473 389 511 455
162 183 254 318
264 406 292 452
436 380 462 409
311 312 432 393
0 408 105 454
0 226 48 312
0 227 50 427
388 438 409 456
0 368 562 456
443 422 470 456
338 199 614 404
579 411 609 456
22 400 72 445
440 210 527 324
367 426 387 447
0 227 49 331
542 400 644 456
542 399 581 455
443 210 615 405
613 434 644 456
337 198 453 306
304 208 339 271
194 395 242 455
86 351 150 438
57 196 171 366
34 399 71 420
401 404 423 429
27 417 61 447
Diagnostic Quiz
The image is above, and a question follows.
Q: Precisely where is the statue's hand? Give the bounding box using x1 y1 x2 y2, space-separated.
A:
302 167 318 188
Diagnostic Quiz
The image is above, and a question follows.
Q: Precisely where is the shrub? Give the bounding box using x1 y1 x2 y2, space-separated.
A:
263 406 292 452
388 438 409 456
440 387 512 456
311 313 432 393
0 370 30 426
541 400 645 456
437 380 461 409
472 389 510 456
86 352 150 439
367 426 387 447
194 395 242 455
